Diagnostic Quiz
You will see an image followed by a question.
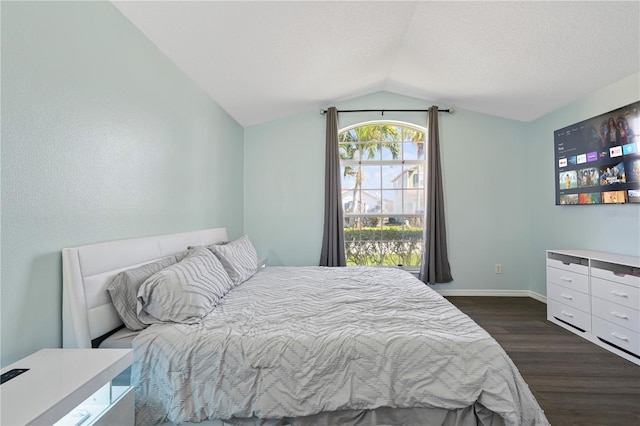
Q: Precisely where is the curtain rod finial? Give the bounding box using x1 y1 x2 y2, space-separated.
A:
448 108 455 114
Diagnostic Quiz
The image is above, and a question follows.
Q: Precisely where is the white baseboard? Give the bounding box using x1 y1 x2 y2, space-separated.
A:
436 289 547 304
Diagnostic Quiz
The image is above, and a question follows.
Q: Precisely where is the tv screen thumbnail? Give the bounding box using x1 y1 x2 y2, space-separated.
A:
554 101 640 205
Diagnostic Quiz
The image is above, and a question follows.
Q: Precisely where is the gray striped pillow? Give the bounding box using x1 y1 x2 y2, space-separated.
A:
209 235 258 286
137 248 233 325
106 256 178 330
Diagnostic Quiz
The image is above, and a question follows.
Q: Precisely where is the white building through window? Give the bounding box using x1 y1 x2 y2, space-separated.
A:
339 121 426 267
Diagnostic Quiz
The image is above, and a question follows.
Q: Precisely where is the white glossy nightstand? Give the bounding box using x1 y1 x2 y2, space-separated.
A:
1 348 133 426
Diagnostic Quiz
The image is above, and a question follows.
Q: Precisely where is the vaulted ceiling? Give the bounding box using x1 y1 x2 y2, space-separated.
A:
112 1 640 127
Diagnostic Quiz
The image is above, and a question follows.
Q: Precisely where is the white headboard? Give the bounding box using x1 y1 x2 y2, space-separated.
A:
62 228 229 348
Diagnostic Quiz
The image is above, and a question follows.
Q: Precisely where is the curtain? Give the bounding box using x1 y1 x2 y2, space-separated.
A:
319 107 346 266
419 106 453 284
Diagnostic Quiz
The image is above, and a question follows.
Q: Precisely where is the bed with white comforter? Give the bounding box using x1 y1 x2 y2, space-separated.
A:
133 266 548 426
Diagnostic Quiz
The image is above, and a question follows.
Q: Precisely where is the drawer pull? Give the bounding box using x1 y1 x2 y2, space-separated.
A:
611 332 629 342
560 310 574 318
610 290 629 298
560 293 573 300
611 311 629 320
560 276 573 282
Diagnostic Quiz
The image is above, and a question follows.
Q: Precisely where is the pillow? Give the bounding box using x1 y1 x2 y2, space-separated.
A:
209 235 258 286
175 248 199 262
186 241 229 251
106 256 178 330
137 248 233 325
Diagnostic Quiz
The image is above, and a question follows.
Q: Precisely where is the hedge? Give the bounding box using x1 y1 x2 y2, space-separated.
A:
344 227 423 266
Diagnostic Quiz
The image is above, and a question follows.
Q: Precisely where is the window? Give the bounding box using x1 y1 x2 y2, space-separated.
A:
339 121 426 267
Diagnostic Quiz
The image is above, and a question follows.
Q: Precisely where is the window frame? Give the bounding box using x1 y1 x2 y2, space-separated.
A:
338 120 427 269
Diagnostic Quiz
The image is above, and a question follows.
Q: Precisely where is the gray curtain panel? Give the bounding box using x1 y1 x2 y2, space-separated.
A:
420 106 453 284
319 107 346 267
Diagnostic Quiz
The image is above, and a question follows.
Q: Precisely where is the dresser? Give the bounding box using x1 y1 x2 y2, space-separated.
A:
546 250 640 366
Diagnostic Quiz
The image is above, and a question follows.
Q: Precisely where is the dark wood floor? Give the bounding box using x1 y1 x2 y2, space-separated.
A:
445 297 640 426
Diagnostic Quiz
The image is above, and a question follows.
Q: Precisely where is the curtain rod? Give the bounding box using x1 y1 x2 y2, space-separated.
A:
319 108 454 115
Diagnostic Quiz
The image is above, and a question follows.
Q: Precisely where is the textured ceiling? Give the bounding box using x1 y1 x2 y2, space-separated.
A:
112 1 640 127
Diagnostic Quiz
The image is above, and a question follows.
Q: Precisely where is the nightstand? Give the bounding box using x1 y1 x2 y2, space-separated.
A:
1 348 133 425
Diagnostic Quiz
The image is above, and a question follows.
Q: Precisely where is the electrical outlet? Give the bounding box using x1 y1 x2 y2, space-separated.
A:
495 264 502 274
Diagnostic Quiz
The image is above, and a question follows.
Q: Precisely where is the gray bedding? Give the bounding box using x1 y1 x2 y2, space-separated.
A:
132 266 549 426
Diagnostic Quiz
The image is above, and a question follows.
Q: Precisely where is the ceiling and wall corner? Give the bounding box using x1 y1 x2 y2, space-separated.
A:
111 0 639 127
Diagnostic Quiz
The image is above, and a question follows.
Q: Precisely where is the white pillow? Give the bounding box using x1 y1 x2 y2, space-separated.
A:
209 235 258 286
137 248 233 325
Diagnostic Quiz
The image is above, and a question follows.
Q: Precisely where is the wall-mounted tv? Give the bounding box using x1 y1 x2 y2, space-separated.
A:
555 100 640 205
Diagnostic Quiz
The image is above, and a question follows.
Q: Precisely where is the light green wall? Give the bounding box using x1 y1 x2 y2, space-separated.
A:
1 1 244 366
244 112 325 266
525 73 640 296
244 92 531 292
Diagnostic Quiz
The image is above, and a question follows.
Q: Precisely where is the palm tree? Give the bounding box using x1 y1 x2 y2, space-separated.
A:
339 125 400 224
400 127 426 159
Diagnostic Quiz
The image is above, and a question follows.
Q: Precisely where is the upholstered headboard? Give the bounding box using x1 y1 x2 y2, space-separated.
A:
62 228 229 348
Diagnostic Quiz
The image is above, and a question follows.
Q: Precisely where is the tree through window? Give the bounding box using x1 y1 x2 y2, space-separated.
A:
339 121 426 267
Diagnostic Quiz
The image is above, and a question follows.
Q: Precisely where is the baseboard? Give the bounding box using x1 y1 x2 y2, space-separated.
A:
436 289 547 303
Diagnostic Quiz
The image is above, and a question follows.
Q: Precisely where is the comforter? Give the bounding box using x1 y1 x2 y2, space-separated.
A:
132 266 549 425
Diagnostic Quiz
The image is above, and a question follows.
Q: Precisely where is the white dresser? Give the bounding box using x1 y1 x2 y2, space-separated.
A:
1 349 133 426
547 250 640 366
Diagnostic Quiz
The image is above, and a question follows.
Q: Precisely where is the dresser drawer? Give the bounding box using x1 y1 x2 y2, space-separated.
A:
548 298 591 332
546 266 589 294
591 265 640 289
592 317 640 356
548 282 591 312
591 277 640 310
592 297 640 333
546 255 588 275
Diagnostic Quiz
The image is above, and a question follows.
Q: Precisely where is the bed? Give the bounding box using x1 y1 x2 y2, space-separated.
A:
62 228 549 426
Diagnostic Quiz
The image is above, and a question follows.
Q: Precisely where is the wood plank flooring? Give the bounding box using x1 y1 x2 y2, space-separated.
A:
445 296 640 426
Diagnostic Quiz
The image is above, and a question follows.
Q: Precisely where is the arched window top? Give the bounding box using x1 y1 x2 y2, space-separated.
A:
339 120 426 143
338 121 426 162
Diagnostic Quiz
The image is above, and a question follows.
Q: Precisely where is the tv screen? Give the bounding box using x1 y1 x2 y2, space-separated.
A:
555 101 640 205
